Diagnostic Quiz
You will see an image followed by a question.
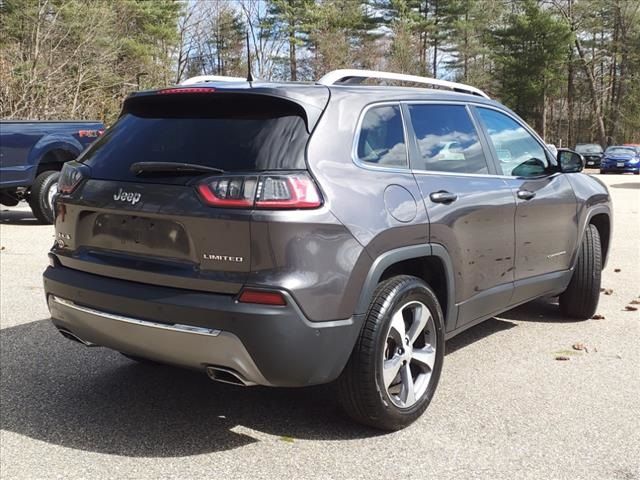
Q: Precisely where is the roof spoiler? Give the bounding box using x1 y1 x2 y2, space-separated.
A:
180 75 246 85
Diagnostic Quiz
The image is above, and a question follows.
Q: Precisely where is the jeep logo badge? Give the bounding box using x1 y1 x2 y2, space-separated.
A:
113 188 141 205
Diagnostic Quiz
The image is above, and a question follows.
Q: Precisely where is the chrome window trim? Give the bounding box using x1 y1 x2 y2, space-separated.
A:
50 296 222 337
350 99 556 179
351 101 411 173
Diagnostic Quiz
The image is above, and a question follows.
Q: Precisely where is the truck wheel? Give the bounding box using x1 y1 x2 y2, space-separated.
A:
559 224 602 319
338 275 444 431
28 170 60 224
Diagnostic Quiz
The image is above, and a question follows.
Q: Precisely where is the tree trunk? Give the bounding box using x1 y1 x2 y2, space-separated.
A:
463 10 469 81
541 91 547 141
432 0 439 78
289 27 297 81
574 37 607 147
567 46 575 148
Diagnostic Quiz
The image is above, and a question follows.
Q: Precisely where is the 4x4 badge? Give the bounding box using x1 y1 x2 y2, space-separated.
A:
113 188 141 205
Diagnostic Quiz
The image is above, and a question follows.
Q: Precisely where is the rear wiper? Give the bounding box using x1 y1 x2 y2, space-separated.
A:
130 162 225 176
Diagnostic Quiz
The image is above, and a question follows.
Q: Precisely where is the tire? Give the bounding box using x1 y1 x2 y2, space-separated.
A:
337 275 445 431
28 170 60 224
599 170 606 175
559 224 602 319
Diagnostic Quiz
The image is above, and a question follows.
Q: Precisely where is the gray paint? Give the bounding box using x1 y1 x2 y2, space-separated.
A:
45 81 613 387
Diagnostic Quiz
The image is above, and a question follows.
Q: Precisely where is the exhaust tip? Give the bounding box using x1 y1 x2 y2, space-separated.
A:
206 366 254 387
56 328 95 347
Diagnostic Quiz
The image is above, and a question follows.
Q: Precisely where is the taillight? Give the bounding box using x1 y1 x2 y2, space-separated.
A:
58 162 88 194
196 176 257 208
197 173 322 210
238 289 287 306
255 175 322 209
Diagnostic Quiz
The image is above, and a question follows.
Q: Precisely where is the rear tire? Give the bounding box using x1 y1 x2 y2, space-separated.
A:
559 224 602 319
337 275 445 431
28 170 60 224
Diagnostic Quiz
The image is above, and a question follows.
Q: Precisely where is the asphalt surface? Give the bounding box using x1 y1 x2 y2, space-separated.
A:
1 172 638 480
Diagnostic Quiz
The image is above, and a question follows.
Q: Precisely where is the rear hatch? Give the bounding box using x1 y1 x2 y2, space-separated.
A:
52 87 327 294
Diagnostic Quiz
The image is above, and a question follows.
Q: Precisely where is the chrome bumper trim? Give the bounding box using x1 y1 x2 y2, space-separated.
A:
51 296 221 337
48 295 269 385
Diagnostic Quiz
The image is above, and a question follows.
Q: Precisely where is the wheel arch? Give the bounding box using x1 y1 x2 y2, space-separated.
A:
35 148 78 176
587 210 611 269
355 244 458 332
26 136 82 183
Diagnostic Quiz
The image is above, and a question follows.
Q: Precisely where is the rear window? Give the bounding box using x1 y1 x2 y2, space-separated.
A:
575 144 603 154
79 93 310 182
605 147 636 155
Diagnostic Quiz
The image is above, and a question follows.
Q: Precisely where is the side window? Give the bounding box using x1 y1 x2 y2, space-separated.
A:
407 104 490 175
476 108 549 177
356 105 407 167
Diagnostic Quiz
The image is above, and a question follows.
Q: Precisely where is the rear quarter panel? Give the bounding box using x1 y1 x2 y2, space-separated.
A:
0 122 103 188
305 89 430 318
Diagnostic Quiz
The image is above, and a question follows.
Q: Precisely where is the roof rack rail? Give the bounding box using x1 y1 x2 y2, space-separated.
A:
180 75 247 85
317 69 489 99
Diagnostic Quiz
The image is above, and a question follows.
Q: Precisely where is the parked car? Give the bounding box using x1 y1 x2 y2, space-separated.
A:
575 143 604 168
0 120 104 223
600 145 640 175
546 143 558 157
43 70 611 431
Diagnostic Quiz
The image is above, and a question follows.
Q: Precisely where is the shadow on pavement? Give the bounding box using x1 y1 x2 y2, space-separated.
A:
0 319 380 457
1 306 546 456
445 317 516 354
0 208 40 225
497 296 584 323
609 182 640 190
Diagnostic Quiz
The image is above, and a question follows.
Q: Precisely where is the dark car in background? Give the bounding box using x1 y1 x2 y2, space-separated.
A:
600 145 640 175
575 143 604 168
0 120 104 223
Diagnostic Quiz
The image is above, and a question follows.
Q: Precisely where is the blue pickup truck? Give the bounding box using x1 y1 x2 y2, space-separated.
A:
0 120 104 223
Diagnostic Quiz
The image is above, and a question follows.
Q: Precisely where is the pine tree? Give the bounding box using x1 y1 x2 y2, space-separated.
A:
490 0 571 137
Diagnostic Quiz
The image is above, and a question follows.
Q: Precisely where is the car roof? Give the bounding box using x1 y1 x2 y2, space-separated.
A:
136 80 499 106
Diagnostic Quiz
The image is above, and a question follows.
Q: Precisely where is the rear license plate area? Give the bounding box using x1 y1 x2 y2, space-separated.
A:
92 214 190 255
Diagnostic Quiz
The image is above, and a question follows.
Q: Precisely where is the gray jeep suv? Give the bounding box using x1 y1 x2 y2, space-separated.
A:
44 70 611 430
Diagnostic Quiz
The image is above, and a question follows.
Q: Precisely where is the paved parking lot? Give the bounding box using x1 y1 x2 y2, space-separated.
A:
1 173 638 480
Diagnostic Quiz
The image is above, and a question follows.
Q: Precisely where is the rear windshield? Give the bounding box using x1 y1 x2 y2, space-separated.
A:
605 146 636 155
575 144 603 154
78 93 310 182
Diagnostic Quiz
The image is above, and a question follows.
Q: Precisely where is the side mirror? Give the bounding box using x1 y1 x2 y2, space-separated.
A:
557 149 584 173
511 158 547 177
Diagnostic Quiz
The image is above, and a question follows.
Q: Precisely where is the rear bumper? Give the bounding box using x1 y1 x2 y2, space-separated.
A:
43 265 363 387
600 165 639 173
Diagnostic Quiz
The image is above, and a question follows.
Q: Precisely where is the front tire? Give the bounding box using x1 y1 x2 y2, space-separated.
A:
28 170 60 224
338 275 445 431
559 224 602 319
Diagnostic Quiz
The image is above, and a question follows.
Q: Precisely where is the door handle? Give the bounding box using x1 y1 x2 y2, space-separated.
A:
429 191 458 204
517 189 536 200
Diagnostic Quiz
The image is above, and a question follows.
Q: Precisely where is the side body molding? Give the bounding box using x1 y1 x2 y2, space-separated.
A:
355 243 459 333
